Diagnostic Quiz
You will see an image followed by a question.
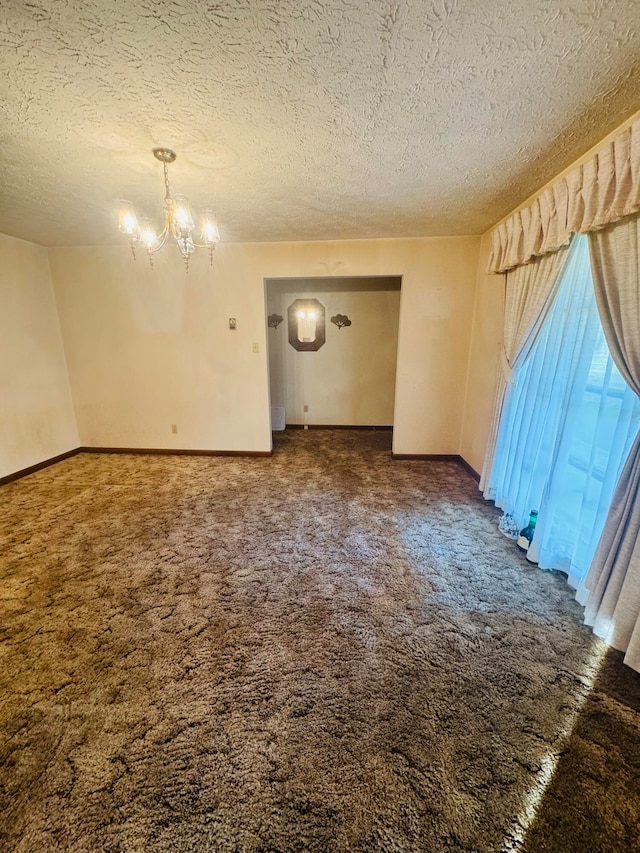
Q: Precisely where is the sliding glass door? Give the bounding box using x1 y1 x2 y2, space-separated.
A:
487 234 640 595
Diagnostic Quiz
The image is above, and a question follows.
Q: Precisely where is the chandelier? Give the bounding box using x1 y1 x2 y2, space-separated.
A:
118 148 220 269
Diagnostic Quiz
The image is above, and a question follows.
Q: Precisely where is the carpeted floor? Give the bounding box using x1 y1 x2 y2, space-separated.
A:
1 429 639 853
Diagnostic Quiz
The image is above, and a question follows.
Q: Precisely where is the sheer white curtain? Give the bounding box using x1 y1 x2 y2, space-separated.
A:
487 234 640 593
480 246 571 493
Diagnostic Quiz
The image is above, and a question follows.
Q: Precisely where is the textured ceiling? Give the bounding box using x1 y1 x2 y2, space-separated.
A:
1 0 640 246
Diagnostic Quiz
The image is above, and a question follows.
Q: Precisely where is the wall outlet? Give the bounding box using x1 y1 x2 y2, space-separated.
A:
304 424 309 430
303 405 309 412
229 318 237 330
171 424 178 434
252 342 259 353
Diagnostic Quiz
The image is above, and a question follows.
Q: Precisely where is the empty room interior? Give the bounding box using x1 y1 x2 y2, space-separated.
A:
2 2 640 851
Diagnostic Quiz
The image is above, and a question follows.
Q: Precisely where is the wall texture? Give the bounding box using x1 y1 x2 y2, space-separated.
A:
48 246 271 452
0 234 79 478
459 231 505 475
49 236 480 455
267 287 400 426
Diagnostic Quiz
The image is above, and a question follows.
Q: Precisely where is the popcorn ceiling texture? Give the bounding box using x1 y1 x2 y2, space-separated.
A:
1 0 640 246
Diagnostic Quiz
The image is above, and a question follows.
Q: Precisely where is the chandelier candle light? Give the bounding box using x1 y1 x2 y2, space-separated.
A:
118 148 220 270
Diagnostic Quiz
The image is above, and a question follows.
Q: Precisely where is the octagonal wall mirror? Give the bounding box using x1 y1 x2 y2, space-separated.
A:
288 298 326 351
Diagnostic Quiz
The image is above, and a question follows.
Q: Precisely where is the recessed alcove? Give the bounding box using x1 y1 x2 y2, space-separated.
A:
265 276 402 430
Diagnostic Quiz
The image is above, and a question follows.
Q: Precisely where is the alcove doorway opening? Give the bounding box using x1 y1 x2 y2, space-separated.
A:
264 276 402 436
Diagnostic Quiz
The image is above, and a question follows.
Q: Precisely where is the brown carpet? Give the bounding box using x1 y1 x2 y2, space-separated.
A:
1 429 639 853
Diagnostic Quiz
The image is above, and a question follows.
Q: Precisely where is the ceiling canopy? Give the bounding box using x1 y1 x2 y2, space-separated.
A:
1 0 639 246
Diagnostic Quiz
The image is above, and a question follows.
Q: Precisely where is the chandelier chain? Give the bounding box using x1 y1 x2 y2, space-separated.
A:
163 163 171 202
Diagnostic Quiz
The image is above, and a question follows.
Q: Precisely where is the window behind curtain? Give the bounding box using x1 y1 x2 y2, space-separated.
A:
488 234 640 595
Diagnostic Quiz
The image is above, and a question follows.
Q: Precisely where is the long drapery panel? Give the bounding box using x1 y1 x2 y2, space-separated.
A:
480 245 571 493
488 235 640 599
583 215 640 671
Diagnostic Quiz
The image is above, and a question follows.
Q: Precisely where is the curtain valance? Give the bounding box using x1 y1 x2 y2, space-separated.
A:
488 117 640 274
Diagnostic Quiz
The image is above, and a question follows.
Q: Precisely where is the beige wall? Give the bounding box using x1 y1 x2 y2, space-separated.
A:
48 246 271 452
49 236 480 455
4 110 639 477
267 287 400 426
459 232 505 474
0 234 78 478
6 102 636 477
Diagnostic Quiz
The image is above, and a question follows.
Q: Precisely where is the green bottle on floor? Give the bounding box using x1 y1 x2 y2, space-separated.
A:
517 510 538 553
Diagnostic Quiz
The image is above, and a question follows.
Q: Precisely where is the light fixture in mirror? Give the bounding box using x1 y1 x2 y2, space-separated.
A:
287 299 326 351
296 307 317 342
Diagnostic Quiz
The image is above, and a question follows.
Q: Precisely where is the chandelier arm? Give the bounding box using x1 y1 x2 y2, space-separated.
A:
157 218 170 243
168 216 179 240
155 228 170 253
190 238 218 249
146 226 170 256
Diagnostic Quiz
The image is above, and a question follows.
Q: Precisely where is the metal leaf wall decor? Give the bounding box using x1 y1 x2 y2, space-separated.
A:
331 314 352 330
